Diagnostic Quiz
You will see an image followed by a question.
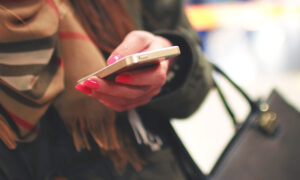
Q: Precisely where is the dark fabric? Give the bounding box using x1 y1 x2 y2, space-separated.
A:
0 107 188 180
136 108 207 180
146 31 212 118
209 90 300 180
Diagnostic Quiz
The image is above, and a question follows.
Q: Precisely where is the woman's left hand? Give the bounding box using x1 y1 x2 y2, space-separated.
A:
75 30 174 111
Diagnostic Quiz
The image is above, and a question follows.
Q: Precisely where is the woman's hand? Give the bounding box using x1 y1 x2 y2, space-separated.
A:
75 30 174 111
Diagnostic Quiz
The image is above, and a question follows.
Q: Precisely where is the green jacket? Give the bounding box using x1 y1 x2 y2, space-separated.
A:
125 0 213 118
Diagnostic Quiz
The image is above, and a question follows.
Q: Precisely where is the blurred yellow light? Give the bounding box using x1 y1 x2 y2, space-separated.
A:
185 5 219 30
185 2 300 31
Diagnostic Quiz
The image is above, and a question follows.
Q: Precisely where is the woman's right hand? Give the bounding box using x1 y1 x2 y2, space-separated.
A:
75 30 174 112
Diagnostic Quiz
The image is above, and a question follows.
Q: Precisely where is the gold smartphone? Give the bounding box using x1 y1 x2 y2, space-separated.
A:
77 46 181 83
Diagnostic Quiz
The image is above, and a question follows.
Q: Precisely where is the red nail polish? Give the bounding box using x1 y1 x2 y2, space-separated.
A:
75 84 92 94
115 74 131 83
83 79 99 89
107 55 122 65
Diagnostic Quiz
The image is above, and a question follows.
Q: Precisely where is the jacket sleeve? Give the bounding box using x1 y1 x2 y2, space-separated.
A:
139 0 213 118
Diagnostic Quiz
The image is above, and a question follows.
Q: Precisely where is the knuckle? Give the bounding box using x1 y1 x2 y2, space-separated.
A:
128 100 149 110
153 88 161 96
111 104 125 112
126 89 145 99
140 98 152 105
114 107 124 112
125 92 139 99
126 30 154 45
157 72 167 86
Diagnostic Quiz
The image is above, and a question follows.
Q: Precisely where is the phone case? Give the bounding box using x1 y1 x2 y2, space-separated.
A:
77 46 180 83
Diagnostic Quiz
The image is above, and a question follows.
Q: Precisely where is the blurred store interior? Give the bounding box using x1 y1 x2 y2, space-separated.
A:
171 0 300 174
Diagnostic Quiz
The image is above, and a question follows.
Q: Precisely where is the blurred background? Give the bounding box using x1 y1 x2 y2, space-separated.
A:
171 0 300 175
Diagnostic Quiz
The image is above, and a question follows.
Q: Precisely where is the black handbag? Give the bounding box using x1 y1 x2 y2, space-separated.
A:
168 63 300 180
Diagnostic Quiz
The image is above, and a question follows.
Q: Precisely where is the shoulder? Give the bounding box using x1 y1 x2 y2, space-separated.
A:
139 0 182 30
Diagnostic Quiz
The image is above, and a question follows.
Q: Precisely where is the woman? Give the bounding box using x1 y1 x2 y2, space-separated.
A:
0 0 212 179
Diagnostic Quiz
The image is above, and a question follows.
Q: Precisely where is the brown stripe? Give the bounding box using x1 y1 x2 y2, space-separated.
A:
0 0 35 7
0 83 49 107
0 36 56 53
0 0 30 2
0 64 44 76
23 56 60 99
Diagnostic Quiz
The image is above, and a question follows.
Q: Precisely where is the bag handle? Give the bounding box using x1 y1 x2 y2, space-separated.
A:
211 63 278 134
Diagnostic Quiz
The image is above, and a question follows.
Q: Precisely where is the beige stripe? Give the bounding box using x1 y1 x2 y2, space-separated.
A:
0 1 58 42
0 75 37 91
0 65 64 103
0 48 54 65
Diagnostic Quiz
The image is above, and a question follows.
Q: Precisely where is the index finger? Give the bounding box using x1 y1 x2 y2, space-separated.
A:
115 60 169 86
108 31 155 63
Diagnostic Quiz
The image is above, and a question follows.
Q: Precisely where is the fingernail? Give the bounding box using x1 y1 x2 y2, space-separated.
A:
107 55 122 65
115 74 131 83
75 84 92 94
83 79 99 89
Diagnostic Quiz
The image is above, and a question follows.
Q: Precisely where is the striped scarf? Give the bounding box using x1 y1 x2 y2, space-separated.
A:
0 0 143 172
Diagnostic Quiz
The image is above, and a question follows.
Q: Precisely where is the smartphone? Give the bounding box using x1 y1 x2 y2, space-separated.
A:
77 46 181 83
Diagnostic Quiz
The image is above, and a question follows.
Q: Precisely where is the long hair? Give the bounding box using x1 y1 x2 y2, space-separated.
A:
70 0 135 53
69 0 144 173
